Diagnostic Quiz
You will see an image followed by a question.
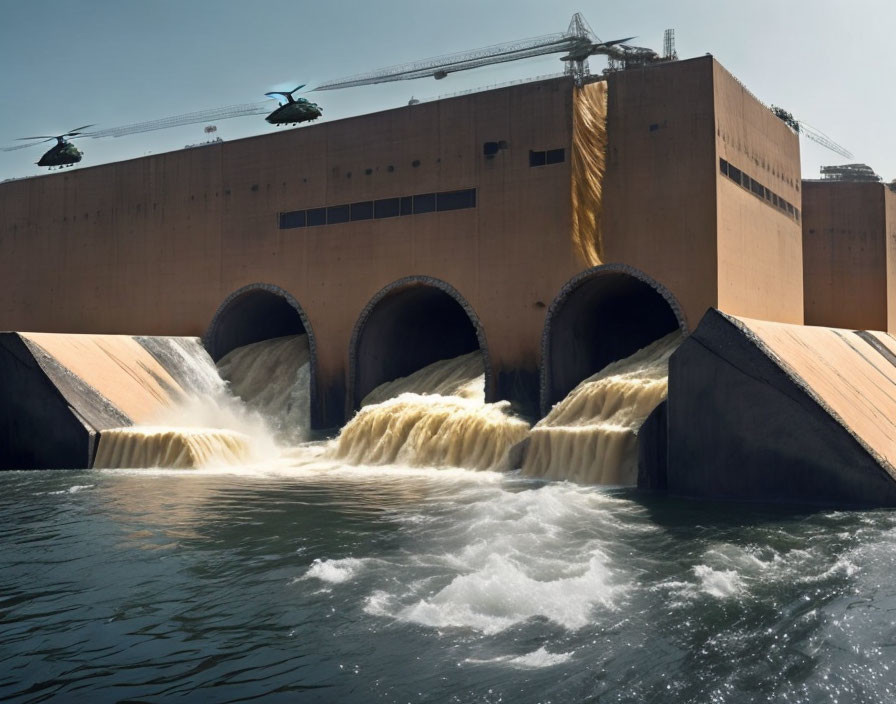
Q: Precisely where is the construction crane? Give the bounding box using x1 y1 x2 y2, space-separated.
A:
314 13 674 90
771 106 853 159
6 13 674 164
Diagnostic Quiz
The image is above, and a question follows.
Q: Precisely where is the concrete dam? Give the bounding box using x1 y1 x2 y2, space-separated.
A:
3 56 896 506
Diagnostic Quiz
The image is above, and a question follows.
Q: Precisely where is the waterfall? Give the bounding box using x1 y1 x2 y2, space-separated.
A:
522 332 682 484
93 427 253 469
215 334 311 444
331 352 530 471
92 337 308 469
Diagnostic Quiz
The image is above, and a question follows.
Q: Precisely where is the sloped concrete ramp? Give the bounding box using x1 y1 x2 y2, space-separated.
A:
666 309 896 506
0 332 206 469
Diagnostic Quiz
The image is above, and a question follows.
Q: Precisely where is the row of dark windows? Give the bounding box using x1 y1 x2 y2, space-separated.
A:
529 148 565 167
279 188 476 229
720 158 800 222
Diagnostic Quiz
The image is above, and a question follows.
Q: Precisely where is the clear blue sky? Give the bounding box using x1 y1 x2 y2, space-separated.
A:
1 0 893 182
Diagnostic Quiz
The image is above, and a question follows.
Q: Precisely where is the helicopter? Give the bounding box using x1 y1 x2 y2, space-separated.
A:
263 85 322 126
1 125 94 169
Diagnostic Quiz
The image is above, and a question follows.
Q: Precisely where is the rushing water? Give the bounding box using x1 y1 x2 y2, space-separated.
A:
3 454 896 703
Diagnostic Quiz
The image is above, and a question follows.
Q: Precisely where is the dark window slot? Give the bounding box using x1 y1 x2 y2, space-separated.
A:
351 201 373 221
279 210 305 229
721 158 799 222
283 186 477 228
307 207 326 227
413 193 436 214
437 189 476 211
375 198 400 218
326 204 350 225
751 179 764 197
545 148 565 165
529 150 546 167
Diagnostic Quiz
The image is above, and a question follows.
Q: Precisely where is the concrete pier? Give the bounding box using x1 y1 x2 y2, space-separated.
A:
660 310 896 507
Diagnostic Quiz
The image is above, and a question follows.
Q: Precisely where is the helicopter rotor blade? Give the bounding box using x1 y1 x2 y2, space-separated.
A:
15 135 57 141
601 36 636 47
64 124 95 136
84 102 272 139
2 140 52 152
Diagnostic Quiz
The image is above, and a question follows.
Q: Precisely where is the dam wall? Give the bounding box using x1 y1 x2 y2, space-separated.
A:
802 181 896 332
601 57 804 328
661 310 896 507
0 57 804 427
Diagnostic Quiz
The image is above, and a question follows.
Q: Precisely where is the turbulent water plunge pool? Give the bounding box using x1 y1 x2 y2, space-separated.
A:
3 454 895 702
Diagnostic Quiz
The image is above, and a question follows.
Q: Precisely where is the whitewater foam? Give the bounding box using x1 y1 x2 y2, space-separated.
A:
361 351 486 406
522 332 682 484
94 339 283 469
304 557 369 584
216 334 311 444
351 482 630 636
333 353 529 471
465 647 574 669
394 551 617 634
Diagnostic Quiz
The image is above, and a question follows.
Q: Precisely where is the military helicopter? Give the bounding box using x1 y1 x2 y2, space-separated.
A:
1 125 94 169
263 85 322 126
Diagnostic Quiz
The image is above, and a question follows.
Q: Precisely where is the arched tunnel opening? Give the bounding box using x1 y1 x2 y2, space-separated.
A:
541 266 686 415
205 284 309 362
350 278 489 410
204 283 324 428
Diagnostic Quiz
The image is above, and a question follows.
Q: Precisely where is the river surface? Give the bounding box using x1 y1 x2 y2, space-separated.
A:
3 450 896 703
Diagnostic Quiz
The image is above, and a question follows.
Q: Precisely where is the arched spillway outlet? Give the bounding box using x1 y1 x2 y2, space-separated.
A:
540 264 687 416
335 277 529 470
348 276 492 411
204 283 319 441
523 264 687 484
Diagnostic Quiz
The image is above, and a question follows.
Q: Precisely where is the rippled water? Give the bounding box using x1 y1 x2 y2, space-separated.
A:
3 451 896 702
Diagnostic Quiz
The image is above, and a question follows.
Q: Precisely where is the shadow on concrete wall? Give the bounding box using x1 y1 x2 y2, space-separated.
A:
348 276 492 412
540 264 687 416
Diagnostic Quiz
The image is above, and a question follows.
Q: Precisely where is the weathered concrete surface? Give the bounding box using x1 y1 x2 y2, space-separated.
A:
637 401 668 492
0 332 213 469
802 181 896 332
666 309 896 506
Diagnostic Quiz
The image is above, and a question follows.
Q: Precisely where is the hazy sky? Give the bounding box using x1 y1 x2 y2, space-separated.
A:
1 0 893 182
